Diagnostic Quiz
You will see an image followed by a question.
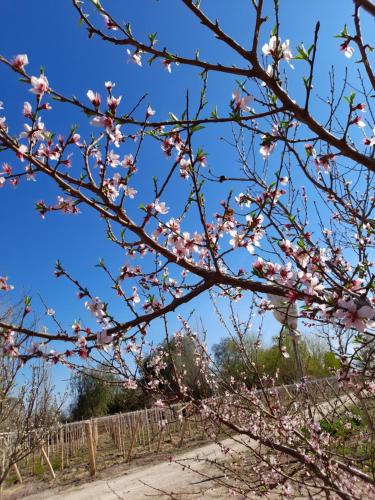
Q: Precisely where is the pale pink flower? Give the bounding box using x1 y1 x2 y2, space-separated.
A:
259 138 276 159
107 95 122 112
107 150 120 167
232 90 253 112
16 144 28 161
123 379 138 390
127 49 142 66
132 286 140 305
0 276 14 291
76 336 87 349
96 330 113 345
363 128 375 147
281 39 293 66
262 36 278 56
353 115 366 128
124 185 137 198
154 199 169 214
90 115 114 130
11 54 29 71
87 90 101 108
146 105 156 117
30 74 49 96
162 59 172 73
108 124 124 147
262 36 293 66
340 41 354 58
102 14 118 30
335 298 375 332
23 101 33 118
105 81 115 90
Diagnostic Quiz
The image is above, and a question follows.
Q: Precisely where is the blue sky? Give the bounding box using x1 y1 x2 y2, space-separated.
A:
0 0 372 393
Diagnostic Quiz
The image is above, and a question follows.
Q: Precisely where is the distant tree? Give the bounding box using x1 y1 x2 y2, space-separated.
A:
142 334 212 401
69 368 147 420
0 300 60 485
213 334 339 386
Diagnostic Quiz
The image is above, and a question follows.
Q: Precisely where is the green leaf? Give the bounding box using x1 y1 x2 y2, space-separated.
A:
168 112 179 122
210 105 218 119
191 125 205 133
294 44 308 61
89 0 102 9
148 32 157 47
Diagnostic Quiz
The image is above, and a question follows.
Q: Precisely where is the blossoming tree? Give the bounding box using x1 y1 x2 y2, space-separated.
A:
0 0 374 496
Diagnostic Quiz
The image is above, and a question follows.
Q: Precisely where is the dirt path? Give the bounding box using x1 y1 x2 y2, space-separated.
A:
23 437 245 499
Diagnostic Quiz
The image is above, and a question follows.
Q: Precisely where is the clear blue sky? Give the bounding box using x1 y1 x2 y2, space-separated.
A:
0 1 371 393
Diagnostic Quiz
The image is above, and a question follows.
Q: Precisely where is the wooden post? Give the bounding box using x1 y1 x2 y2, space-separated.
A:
156 426 163 453
178 418 188 448
12 463 23 483
84 421 96 477
126 419 138 463
145 410 151 451
41 446 56 479
60 428 64 471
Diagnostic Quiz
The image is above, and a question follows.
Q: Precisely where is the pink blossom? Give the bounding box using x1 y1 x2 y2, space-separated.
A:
107 95 122 112
29 74 49 96
102 14 118 30
363 127 375 147
123 185 137 198
56 196 79 214
0 276 14 291
279 176 288 185
85 296 108 324
340 40 354 58
123 379 138 390
76 336 87 349
232 90 253 112
127 49 142 66
96 330 113 345
70 133 82 145
146 105 156 117
109 124 124 147
335 298 375 332
262 36 279 57
162 59 172 73
23 101 33 118
154 199 169 214
90 115 114 130
107 150 120 167
132 286 140 305
262 36 293 66
353 115 366 128
87 90 101 108
259 137 276 159
11 54 29 71
3 331 18 357
16 144 28 162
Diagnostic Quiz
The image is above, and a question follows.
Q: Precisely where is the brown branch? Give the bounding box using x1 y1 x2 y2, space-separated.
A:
354 0 375 16
353 5 375 89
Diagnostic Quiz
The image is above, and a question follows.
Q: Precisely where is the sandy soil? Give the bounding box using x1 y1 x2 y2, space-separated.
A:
22 437 245 499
